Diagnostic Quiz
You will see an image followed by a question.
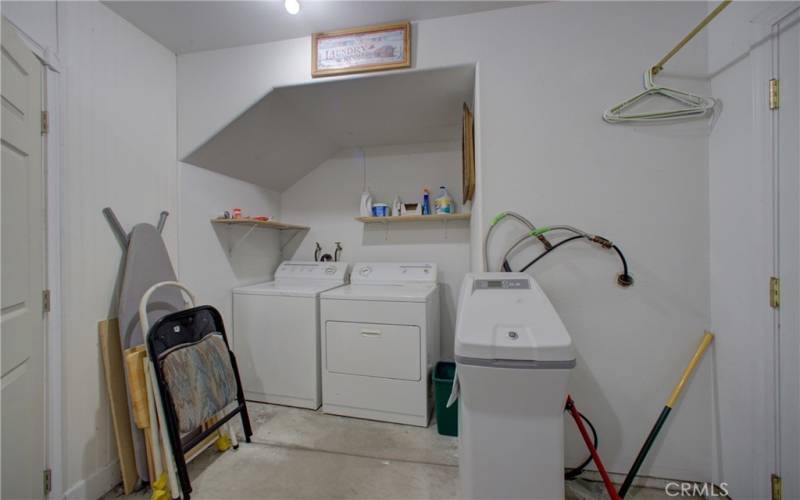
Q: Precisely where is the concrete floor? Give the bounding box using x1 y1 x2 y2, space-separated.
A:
102 403 684 500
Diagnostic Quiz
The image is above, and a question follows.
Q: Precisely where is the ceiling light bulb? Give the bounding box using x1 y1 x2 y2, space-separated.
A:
285 0 300 15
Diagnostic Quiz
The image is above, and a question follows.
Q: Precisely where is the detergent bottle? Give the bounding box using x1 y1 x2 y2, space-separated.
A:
434 185 454 214
422 188 431 215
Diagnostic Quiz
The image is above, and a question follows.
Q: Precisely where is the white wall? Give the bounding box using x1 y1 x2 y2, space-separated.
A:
1 1 58 55
281 143 469 357
13 0 787 493
178 2 714 481
3 2 288 496
178 163 283 339
55 2 178 497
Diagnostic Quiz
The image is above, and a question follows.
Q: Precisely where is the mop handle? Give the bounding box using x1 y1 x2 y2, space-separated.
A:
619 331 714 498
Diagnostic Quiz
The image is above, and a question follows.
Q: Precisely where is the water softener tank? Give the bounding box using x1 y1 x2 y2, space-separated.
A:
454 273 575 499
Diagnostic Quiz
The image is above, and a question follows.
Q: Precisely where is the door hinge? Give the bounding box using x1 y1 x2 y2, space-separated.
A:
42 289 51 313
43 469 52 495
772 474 782 500
769 79 780 110
41 110 49 135
770 277 781 309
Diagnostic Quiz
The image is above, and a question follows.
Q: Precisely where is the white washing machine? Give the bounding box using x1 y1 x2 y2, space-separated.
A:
319 262 440 426
455 272 575 500
232 261 349 409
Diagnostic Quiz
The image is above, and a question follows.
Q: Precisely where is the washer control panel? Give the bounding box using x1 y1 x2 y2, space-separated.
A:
275 261 348 281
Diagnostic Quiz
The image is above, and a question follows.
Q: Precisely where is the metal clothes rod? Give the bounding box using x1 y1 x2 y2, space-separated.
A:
651 0 732 76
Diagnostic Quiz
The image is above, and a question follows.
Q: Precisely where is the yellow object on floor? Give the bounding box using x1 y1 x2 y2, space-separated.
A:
215 434 232 452
150 472 169 500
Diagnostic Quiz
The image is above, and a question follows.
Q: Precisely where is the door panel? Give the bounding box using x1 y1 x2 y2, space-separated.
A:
1 17 45 500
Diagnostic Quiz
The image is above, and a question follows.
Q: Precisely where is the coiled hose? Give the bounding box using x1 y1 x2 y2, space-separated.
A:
501 226 633 286
483 211 552 271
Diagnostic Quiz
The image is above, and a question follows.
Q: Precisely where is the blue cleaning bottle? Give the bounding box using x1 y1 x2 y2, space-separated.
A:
422 188 431 215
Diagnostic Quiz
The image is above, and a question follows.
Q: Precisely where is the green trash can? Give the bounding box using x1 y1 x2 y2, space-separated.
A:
433 361 458 437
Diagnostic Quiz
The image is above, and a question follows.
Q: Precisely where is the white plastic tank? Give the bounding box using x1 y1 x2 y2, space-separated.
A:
454 273 575 500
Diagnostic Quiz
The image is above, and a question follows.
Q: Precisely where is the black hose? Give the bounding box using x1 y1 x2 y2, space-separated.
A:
518 236 583 272
565 410 598 480
502 236 633 287
612 244 629 278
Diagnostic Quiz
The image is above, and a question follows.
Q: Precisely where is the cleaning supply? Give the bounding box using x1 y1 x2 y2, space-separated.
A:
422 188 431 215
434 186 454 214
372 203 389 217
402 202 421 216
360 188 373 217
393 196 402 217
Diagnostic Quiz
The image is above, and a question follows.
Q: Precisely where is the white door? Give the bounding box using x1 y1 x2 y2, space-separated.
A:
774 7 800 499
1 17 46 500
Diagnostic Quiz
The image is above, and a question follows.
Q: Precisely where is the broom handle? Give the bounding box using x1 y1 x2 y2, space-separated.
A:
667 332 714 408
619 332 714 497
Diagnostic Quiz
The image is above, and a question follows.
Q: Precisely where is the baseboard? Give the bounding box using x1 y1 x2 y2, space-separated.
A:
580 469 673 490
579 469 723 493
64 460 122 500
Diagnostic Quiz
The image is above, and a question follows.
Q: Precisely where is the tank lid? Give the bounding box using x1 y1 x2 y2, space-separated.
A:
454 273 575 363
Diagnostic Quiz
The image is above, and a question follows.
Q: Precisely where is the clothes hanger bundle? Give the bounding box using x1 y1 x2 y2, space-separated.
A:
603 0 731 124
603 68 716 123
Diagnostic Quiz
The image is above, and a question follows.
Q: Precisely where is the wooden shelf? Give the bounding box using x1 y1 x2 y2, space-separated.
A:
355 214 471 224
211 218 309 230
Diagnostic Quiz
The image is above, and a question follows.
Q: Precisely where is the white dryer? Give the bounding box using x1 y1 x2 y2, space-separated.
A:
319 262 440 426
233 261 349 409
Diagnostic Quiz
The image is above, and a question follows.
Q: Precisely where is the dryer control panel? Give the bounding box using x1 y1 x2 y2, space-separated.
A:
351 262 437 284
275 261 349 281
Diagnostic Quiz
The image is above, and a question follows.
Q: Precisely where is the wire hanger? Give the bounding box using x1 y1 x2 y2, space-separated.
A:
603 0 731 124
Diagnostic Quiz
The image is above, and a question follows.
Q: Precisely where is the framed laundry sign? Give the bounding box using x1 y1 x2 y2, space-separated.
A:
311 22 411 77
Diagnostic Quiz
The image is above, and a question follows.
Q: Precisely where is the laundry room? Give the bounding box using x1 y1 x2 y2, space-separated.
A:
1 1 798 500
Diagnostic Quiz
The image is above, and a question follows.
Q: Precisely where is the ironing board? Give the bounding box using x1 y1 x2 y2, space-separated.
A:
118 223 185 483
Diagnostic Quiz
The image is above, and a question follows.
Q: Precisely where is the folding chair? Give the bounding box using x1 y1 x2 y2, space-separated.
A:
140 281 253 499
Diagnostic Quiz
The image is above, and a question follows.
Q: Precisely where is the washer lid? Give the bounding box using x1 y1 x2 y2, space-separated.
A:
454 273 574 363
233 280 345 298
321 283 437 303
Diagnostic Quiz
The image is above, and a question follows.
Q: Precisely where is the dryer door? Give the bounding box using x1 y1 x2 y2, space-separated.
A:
326 321 421 381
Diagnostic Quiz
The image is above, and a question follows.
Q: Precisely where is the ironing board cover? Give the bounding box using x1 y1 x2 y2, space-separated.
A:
118 223 184 482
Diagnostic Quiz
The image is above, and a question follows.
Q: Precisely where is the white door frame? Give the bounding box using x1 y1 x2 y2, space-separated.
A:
771 5 800 496
748 3 800 496
3 16 65 500
43 48 64 500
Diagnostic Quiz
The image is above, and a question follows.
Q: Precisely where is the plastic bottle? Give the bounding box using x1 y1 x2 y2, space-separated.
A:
422 188 431 215
434 186 454 214
393 196 402 216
